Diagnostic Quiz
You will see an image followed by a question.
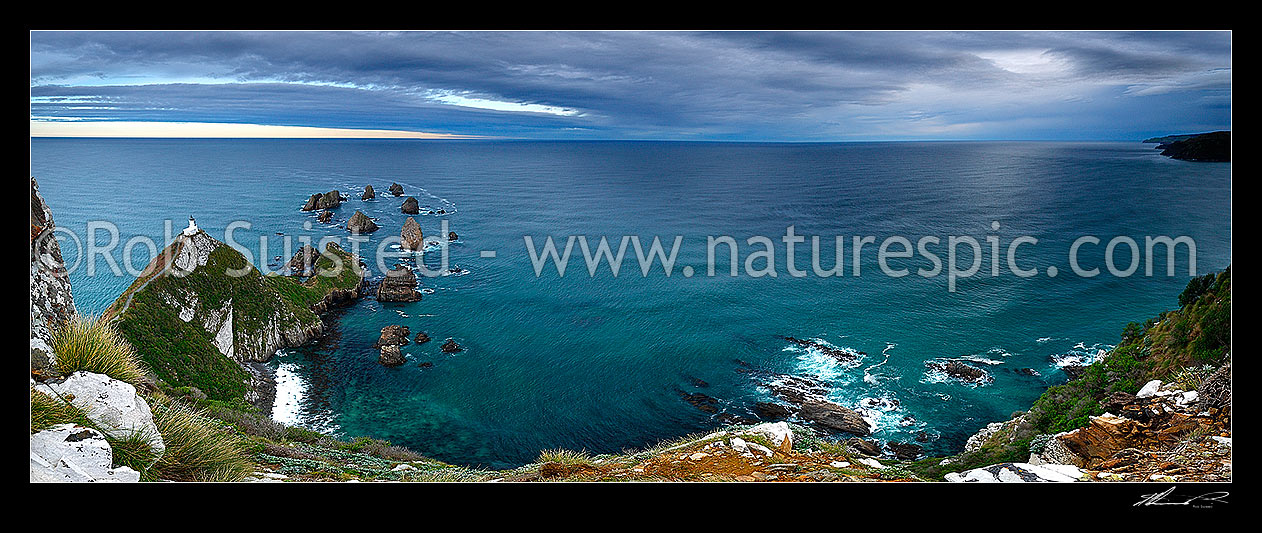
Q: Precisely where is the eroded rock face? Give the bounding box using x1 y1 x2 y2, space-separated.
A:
379 345 407 367
347 210 379 234
301 190 343 211
376 265 423 302
36 371 166 461
374 325 411 348
389 182 404 196
401 196 420 214
31 178 77 376
927 360 993 386
401 217 423 251
30 424 141 482
361 185 375 200
1197 363 1231 412
287 245 320 277
797 400 871 436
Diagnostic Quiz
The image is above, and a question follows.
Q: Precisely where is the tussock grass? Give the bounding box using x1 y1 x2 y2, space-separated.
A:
537 448 594 465
51 315 147 385
149 401 254 482
30 387 90 432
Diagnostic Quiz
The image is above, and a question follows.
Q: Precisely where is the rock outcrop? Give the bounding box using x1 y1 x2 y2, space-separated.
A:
347 210 379 234
448 231 458 241
926 359 993 386
414 332 431 344
35 371 165 462
107 232 365 407
376 265 423 302
401 217 423 251
374 325 411 348
401 196 420 214
30 424 141 482
361 185 375 200
441 339 463 353
379 345 406 367
286 245 320 277
388 183 404 196
302 190 343 211
318 210 333 224
946 462 1084 483
31 178 77 377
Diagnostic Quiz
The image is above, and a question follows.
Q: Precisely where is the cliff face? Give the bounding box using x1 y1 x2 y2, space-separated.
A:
109 230 365 405
919 268 1232 482
30 178 77 376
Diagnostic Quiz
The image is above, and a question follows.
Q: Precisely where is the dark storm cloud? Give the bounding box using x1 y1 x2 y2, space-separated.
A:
29 31 1231 140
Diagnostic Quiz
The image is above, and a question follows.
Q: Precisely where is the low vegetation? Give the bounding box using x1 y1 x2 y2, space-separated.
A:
51 315 148 385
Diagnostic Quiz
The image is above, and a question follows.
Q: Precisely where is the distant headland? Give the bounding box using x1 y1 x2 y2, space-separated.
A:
1143 131 1231 162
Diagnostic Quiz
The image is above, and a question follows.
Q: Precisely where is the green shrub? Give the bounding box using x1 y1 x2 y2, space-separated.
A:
51 315 147 385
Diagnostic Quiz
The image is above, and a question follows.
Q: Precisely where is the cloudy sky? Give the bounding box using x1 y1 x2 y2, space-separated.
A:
30 31 1231 141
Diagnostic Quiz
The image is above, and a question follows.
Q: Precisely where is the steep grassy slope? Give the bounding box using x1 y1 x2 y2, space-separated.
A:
910 267 1231 479
112 233 364 405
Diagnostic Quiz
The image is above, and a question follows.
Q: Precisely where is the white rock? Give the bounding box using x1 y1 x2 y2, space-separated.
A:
730 437 750 456
1136 380 1163 398
30 424 140 482
1211 436 1232 447
37 372 165 462
689 452 709 461
747 442 775 458
996 467 1026 482
857 458 885 469
746 422 793 450
829 461 850 468
391 464 417 472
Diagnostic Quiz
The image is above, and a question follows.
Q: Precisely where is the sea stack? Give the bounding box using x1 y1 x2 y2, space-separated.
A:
376 265 423 302
448 231 458 241
441 339 463 353
347 210 379 234
378 345 406 367
318 210 333 224
401 217 423 251
389 182 404 196
302 190 343 211
361 185 375 200
401 196 420 214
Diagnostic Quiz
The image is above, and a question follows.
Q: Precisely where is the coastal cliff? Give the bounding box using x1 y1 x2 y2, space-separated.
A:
30 178 77 377
104 228 366 407
912 268 1232 482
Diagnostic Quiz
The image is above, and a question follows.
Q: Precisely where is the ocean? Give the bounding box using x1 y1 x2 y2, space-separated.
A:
30 139 1231 469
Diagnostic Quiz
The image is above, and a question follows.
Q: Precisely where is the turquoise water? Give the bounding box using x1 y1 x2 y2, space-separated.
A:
31 139 1231 468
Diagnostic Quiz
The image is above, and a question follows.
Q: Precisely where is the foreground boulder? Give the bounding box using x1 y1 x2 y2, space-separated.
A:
401 196 420 214
389 182 404 196
347 210 379 234
401 217 423 251
35 371 165 461
30 424 141 482
361 185 375 200
945 462 1084 483
377 265 423 302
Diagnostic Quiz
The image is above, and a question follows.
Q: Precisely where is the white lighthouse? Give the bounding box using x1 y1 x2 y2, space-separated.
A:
183 216 199 236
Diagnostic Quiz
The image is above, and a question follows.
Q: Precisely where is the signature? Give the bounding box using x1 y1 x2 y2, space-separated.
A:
1135 486 1229 508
